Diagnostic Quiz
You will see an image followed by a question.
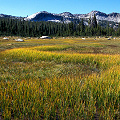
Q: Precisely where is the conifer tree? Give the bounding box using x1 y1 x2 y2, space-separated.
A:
92 14 97 28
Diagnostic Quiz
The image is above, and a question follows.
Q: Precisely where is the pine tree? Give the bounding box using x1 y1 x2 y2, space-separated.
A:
91 14 97 28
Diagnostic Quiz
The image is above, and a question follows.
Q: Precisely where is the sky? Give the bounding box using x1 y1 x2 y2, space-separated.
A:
0 0 120 17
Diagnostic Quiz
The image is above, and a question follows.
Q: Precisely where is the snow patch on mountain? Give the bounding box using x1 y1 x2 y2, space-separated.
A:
48 20 61 22
24 12 41 21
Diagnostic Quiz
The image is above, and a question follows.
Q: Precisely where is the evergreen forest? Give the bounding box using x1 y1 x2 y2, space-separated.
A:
0 15 120 37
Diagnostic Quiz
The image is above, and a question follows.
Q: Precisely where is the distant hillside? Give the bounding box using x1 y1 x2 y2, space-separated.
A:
0 14 22 19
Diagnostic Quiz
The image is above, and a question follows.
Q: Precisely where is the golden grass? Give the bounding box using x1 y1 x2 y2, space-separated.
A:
0 66 120 119
0 37 120 119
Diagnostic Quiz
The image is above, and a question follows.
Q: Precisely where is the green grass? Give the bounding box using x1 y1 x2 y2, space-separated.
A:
0 37 120 119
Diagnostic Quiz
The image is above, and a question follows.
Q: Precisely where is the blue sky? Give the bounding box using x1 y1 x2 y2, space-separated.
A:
0 0 120 17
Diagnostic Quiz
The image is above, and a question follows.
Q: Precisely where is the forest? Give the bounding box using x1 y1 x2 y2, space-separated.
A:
0 15 120 37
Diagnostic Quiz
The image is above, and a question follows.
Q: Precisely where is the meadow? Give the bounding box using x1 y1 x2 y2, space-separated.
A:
0 36 120 119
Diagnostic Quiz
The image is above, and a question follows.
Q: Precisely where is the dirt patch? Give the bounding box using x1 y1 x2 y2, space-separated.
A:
107 45 118 48
91 47 104 54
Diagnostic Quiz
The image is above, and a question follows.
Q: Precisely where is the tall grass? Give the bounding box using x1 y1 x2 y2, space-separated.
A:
0 66 120 119
0 42 120 119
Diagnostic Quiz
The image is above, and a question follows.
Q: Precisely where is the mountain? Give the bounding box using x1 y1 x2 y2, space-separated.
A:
75 11 120 23
24 11 77 23
0 14 22 19
24 11 63 22
0 11 120 28
24 10 120 23
58 12 74 18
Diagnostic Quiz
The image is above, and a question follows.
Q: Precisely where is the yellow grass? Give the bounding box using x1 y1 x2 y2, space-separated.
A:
0 37 120 119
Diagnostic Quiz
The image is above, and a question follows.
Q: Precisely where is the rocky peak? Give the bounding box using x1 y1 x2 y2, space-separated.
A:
88 11 107 17
59 12 74 18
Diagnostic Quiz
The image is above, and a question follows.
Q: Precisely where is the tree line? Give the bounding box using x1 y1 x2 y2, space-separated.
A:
0 15 120 37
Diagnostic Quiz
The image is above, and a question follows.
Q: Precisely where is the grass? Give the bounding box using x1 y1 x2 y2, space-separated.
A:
0 37 120 119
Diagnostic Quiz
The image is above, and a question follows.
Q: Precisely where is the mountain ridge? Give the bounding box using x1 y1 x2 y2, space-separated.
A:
24 10 120 23
0 10 120 24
